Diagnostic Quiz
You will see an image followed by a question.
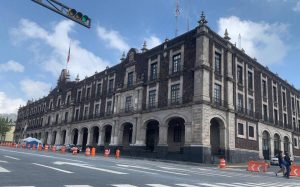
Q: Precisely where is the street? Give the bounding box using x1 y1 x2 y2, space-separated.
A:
0 147 299 187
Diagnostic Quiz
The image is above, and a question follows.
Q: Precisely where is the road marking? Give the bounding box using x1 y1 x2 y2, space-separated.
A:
0 160 8 163
0 148 86 163
146 185 171 187
4 155 20 160
32 163 73 174
117 164 187 176
0 166 10 172
215 183 241 187
2 186 35 187
197 184 222 187
110 166 157 175
65 185 93 187
54 161 127 175
175 184 200 187
111 185 138 187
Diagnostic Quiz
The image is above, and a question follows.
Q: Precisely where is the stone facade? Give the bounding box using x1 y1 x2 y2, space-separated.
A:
14 14 300 163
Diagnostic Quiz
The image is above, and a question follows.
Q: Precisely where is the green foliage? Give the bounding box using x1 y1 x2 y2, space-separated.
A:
0 117 11 136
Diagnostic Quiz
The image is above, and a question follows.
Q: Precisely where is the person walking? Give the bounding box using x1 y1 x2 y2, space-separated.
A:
275 151 285 176
284 151 291 179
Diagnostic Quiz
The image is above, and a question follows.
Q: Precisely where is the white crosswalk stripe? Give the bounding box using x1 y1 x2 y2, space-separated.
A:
0 166 10 172
111 185 138 187
4 155 20 160
64 185 93 187
32 163 73 174
175 184 200 187
146 185 172 187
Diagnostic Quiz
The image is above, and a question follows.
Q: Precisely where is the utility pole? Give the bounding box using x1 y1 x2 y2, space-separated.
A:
31 0 91 28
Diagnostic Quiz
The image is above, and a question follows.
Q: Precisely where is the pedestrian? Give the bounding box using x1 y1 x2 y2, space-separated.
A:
284 151 291 179
275 151 285 176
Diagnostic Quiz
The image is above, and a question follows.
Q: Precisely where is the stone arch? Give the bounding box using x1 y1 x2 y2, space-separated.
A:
163 113 189 126
283 136 290 153
44 132 49 145
61 129 67 145
80 127 89 149
119 122 133 147
90 126 100 146
51 131 57 145
102 124 112 147
262 130 271 160
274 133 281 155
210 117 226 156
142 117 162 129
145 119 160 152
166 116 185 153
71 128 79 145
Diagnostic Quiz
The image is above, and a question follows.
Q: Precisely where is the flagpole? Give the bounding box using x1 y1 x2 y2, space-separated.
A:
66 40 71 70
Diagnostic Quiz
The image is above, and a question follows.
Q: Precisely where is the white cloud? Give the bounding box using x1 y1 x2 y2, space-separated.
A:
0 60 24 73
0 92 26 114
144 36 161 49
217 16 288 65
96 26 130 52
20 79 51 99
293 1 300 11
11 19 111 79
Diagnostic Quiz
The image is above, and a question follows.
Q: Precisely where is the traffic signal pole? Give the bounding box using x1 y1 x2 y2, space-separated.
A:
31 0 91 28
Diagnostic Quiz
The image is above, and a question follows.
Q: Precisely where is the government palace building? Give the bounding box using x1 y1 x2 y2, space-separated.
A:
14 13 300 163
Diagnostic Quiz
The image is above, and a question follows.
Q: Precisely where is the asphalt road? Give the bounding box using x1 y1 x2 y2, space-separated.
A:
0 146 299 187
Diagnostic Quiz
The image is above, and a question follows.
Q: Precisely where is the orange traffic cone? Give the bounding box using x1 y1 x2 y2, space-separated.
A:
85 147 91 156
219 158 226 169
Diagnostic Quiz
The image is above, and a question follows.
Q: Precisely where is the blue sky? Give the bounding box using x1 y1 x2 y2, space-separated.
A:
1 0 300 113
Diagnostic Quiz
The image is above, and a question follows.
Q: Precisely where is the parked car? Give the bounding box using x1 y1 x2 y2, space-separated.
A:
66 144 82 153
270 155 294 166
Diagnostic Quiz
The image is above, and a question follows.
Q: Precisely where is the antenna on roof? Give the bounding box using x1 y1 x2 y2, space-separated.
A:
186 0 191 32
238 33 241 49
175 0 180 37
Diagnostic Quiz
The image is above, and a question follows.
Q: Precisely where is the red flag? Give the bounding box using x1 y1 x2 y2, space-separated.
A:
67 45 71 63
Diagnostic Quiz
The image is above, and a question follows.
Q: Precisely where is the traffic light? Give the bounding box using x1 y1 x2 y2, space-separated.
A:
67 9 90 26
31 0 91 28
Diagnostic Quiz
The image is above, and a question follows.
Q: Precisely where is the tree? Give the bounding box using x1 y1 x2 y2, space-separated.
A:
0 117 11 141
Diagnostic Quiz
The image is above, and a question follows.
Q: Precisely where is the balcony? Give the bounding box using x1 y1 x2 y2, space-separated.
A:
211 97 228 108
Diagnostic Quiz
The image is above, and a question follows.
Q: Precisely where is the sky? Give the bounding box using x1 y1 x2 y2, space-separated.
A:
1 0 300 114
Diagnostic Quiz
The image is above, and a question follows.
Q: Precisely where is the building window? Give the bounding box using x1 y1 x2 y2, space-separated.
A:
171 84 180 104
150 62 158 81
238 123 244 136
76 91 81 102
125 96 132 112
292 97 295 113
263 104 268 121
127 72 134 88
237 94 244 112
64 112 68 123
273 86 277 103
106 101 112 115
248 126 254 138
213 84 221 105
262 80 267 98
297 100 300 115
294 138 298 147
94 104 100 116
86 87 91 99
57 98 61 107
282 91 286 108
172 54 181 73
108 79 114 94
173 125 182 142
55 114 59 124
248 71 253 90
293 118 296 130
75 109 79 121
274 109 278 124
148 90 156 108
214 52 221 74
237 65 243 85
284 113 287 126
66 95 71 105
248 98 254 116
84 106 89 119
49 101 53 109
96 83 102 96
47 116 51 125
